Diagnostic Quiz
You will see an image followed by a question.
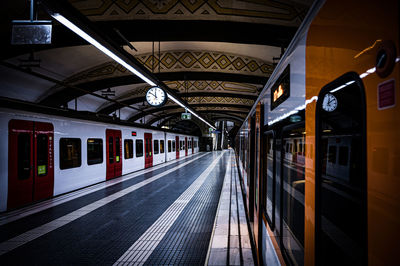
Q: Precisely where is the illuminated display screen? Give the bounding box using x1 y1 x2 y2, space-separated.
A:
131 131 137 136
271 65 290 111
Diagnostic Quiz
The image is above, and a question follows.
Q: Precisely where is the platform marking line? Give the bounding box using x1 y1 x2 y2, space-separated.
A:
0 152 204 226
0 153 210 256
113 151 226 266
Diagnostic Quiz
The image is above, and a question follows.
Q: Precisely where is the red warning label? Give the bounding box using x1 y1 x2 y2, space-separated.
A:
378 79 396 110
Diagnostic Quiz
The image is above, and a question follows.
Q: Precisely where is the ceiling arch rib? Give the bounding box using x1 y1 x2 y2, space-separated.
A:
149 110 247 127
39 49 273 107
128 103 251 123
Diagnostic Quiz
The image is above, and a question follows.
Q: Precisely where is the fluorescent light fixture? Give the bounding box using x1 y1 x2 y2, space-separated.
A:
166 93 186 108
52 14 156 87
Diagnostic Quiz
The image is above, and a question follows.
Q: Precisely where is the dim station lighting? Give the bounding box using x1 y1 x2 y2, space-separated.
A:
51 13 216 130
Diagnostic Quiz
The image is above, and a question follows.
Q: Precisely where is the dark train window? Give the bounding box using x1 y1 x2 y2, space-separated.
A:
136 139 143 157
87 138 103 165
282 125 305 266
172 140 176 152
160 140 165 153
188 141 191 149
338 146 348 166
154 140 159 154
316 72 366 266
168 140 172 152
263 132 275 227
145 139 151 157
60 138 81 170
328 145 336 163
124 139 133 159
108 137 114 164
115 136 120 162
18 133 31 179
37 134 48 176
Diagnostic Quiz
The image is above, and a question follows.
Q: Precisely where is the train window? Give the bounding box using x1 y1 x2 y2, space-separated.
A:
154 140 159 154
17 133 31 180
168 140 172 152
136 139 143 157
60 138 81 170
145 139 151 157
37 134 48 176
338 146 348 166
124 139 133 159
160 140 165 153
172 140 176 152
316 72 366 265
108 137 114 164
282 125 305 266
328 145 336 163
87 138 103 165
115 136 120 162
263 132 275 228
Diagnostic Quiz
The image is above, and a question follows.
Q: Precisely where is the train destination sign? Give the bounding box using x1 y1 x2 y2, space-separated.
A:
181 112 191 120
271 66 290 110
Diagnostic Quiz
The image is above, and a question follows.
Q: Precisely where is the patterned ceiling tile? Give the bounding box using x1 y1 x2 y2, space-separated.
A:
198 53 215 68
215 55 231 69
161 52 177 68
71 0 309 26
179 52 197 68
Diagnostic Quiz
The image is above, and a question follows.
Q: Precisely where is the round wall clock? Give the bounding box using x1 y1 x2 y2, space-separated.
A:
146 86 167 107
322 93 338 112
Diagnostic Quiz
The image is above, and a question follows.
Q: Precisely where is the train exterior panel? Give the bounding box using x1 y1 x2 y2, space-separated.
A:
0 108 199 212
235 0 399 265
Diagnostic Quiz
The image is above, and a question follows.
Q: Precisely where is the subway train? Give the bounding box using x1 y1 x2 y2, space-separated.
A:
0 108 199 212
235 0 399 265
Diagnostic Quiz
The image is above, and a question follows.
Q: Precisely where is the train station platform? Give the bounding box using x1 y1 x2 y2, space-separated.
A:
0 150 255 265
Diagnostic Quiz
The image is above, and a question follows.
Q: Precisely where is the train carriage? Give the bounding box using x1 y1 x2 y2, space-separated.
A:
0 108 199 212
235 0 399 265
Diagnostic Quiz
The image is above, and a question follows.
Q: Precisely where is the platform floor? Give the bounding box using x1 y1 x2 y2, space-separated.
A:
0 150 254 265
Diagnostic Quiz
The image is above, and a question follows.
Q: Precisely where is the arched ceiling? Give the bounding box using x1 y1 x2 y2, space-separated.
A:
0 0 313 134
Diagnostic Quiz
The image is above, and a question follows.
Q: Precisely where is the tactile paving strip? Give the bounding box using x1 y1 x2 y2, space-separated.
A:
143 153 228 265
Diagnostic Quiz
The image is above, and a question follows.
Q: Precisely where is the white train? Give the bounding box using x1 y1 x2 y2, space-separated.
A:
0 108 199 212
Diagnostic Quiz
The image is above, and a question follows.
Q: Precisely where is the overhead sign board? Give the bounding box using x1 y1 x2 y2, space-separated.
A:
181 112 191 120
271 65 290 111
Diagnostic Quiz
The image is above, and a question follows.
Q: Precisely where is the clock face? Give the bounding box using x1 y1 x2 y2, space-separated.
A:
146 86 167 107
322 93 338 112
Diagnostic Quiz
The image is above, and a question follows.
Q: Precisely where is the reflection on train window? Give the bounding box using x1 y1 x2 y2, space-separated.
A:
317 75 366 265
87 138 103 165
115 136 120 162
60 138 81 170
263 133 274 227
160 140 164 153
172 140 176 152
37 134 48 176
136 139 143 157
168 140 172 152
18 133 31 180
154 140 159 154
108 137 114 164
124 139 133 159
145 139 151 157
282 126 305 266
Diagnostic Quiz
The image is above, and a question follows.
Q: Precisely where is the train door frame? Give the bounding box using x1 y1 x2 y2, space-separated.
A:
185 137 188 156
8 119 54 210
144 133 153 168
191 137 194 153
175 136 179 159
315 72 367 265
248 116 255 222
106 129 122 180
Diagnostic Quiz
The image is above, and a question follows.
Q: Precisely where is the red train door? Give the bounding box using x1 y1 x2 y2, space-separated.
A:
175 136 179 159
8 119 54 210
144 133 153 168
192 137 194 153
106 129 122 180
185 137 188 156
